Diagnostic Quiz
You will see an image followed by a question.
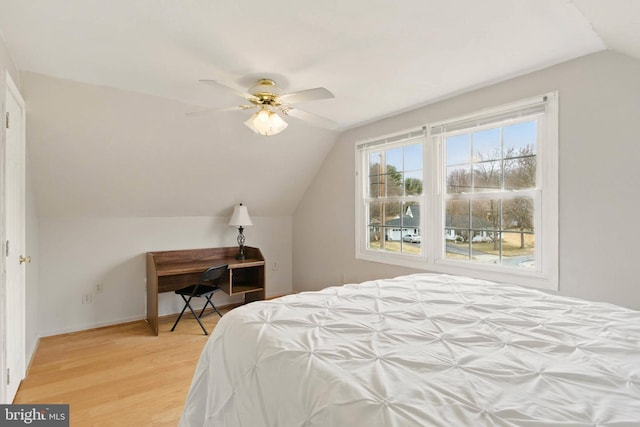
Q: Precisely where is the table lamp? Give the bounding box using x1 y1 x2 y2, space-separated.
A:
228 203 253 260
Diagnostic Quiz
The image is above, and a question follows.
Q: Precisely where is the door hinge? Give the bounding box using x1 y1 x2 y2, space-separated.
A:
5 111 9 129
5 240 9 257
6 368 9 385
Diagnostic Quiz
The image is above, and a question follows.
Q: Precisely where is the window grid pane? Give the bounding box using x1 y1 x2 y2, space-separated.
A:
364 142 423 255
443 118 538 269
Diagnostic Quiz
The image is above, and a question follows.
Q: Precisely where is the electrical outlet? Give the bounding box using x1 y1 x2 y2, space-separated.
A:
96 283 103 294
272 261 278 271
82 293 93 304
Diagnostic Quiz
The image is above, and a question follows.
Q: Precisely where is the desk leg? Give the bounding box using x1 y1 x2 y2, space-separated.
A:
146 254 159 336
244 289 265 304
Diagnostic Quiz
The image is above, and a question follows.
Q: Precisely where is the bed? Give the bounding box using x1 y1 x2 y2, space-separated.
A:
179 273 640 426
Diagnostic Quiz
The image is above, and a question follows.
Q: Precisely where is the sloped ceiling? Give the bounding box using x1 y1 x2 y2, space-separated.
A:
572 0 640 59
0 1 637 217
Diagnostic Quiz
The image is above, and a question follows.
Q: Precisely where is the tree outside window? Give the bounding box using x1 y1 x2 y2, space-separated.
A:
444 120 537 267
367 142 423 254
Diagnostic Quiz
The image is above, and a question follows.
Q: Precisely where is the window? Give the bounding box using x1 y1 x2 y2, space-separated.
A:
366 134 424 255
356 93 558 290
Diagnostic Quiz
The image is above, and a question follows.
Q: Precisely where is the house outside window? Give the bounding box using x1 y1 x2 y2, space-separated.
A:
365 135 424 256
356 93 558 290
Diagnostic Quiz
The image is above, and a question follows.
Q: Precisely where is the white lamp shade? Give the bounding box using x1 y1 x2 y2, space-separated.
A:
244 108 288 136
229 204 253 227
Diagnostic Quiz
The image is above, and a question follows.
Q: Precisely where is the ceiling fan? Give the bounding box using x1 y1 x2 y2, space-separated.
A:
188 78 336 136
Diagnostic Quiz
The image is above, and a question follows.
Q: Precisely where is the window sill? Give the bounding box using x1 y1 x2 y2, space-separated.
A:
356 250 558 291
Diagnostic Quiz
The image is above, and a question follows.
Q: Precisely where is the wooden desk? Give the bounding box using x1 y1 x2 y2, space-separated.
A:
146 246 265 335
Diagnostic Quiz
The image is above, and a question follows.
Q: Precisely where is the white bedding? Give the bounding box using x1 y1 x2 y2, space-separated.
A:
180 273 640 426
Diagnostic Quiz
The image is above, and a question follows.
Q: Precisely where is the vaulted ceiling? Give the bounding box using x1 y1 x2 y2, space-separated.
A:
0 0 638 217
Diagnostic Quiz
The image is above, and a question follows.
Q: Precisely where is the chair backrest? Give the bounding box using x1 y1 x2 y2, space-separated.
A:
200 264 228 286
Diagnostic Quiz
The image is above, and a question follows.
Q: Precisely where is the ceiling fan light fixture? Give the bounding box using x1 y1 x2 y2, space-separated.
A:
244 108 288 136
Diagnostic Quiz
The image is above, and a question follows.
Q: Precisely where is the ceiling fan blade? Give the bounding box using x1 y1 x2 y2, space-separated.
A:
199 79 256 101
282 107 338 129
186 105 255 117
279 87 334 104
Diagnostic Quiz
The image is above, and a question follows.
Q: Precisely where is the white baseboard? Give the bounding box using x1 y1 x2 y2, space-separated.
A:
25 336 40 376
39 315 147 338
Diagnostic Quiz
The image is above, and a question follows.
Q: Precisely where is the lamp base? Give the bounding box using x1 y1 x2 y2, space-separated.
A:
236 227 246 260
236 245 246 260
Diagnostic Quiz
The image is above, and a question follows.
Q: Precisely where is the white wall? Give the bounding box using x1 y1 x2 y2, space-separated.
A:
20 71 338 219
18 71 307 337
38 215 291 336
293 50 640 310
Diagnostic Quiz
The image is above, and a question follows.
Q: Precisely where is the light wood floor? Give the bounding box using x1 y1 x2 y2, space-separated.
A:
14 308 231 426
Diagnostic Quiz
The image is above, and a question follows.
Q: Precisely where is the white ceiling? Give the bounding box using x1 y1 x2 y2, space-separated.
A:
3 0 634 129
0 1 638 217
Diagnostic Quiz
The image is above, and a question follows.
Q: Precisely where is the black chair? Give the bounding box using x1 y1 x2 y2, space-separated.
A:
170 264 228 335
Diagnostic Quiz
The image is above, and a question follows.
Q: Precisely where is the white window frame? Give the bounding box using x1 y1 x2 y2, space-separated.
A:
355 92 558 291
356 132 427 263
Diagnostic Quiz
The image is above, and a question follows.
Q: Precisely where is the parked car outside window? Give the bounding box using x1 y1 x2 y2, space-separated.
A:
403 234 421 243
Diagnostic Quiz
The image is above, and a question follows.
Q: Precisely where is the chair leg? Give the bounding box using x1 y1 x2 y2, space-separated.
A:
198 298 213 318
205 295 223 318
170 295 191 332
193 317 208 335
212 305 223 318
171 295 209 335
187 302 209 335
198 293 223 318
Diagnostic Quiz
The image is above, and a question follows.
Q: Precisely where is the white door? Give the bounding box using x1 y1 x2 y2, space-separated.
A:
2 73 26 403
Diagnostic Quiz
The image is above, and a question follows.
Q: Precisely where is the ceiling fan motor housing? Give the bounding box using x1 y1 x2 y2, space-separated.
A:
248 79 283 107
